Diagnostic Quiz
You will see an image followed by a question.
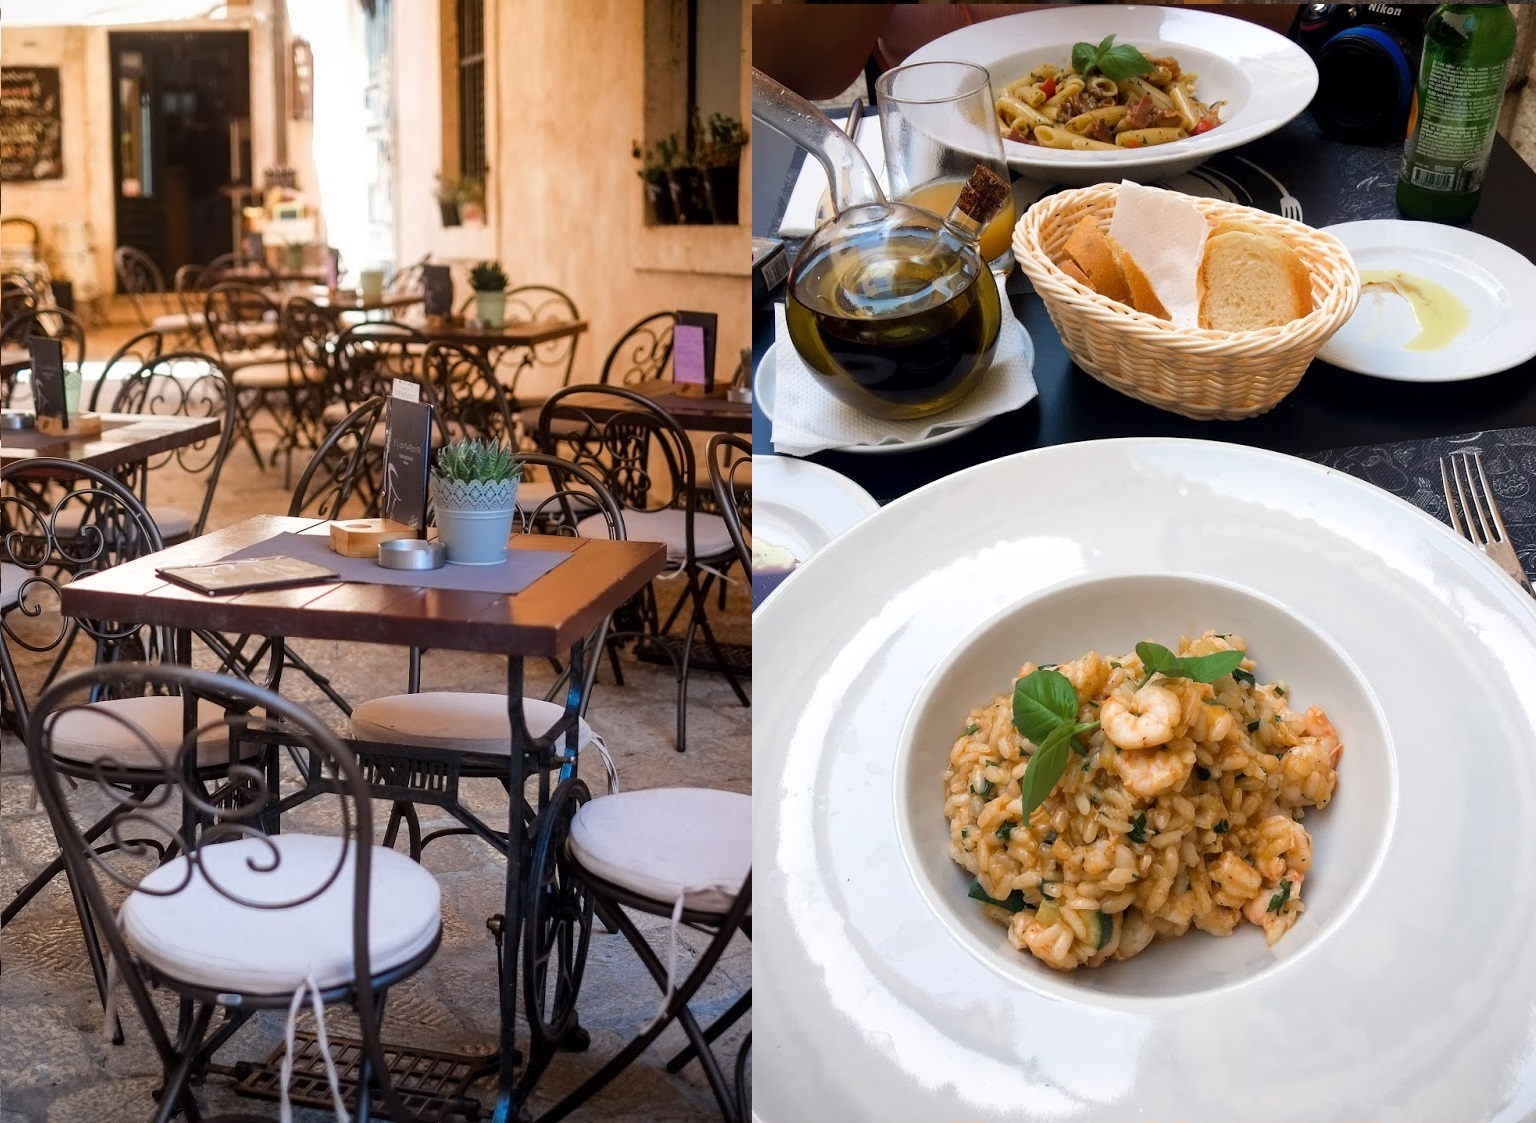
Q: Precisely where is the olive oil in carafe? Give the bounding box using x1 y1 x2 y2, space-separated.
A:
786 225 1001 420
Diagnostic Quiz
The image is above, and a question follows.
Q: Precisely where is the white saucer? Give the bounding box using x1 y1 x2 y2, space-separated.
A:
753 454 879 569
755 329 1035 455
1317 219 1536 382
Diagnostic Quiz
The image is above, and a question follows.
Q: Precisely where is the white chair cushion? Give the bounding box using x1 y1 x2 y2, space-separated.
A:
516 479 600 520
231 361 316 389
1 561 26 609
577 508 732 562
349 693 595 757
147 504 194 541
47 696 257 769
151 312 207 330
568 788 748 913
223 346 288 372
121 833 441 994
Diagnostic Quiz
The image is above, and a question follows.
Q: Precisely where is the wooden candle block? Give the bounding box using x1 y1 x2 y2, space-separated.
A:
36 412 103 437
328 517 419 557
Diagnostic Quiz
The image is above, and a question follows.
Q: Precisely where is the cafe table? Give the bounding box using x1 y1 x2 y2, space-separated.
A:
60 513 667 1121
299 288 424 316
591 379 752 435
753 111 1536 513
1 412 222 474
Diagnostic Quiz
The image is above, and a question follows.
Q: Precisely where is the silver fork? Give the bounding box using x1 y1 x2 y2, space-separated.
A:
1441 450 1534 595
1233 155 1303 222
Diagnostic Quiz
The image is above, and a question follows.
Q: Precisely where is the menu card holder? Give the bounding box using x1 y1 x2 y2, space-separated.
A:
422 265 454 320
29 336 99 435
673 310 718 392
381 383 433 533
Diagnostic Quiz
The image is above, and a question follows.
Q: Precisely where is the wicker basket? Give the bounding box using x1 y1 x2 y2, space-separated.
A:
1013 182 1360 420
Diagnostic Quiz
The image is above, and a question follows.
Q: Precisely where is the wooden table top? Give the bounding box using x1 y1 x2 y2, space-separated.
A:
421 319 588 349
626 380 751 434
300 290 424 313
0 413 222 472
62 515 668 658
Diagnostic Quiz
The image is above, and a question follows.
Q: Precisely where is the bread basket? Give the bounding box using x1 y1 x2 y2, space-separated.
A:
1013 182 1360 420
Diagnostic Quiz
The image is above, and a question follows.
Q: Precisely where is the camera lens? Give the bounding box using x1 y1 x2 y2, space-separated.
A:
1312 27 1415 144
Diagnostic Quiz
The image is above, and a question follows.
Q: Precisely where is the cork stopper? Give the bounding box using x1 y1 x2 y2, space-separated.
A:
953 166 1010 227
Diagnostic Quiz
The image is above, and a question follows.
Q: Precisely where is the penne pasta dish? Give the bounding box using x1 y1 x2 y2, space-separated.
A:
995 48 1224 152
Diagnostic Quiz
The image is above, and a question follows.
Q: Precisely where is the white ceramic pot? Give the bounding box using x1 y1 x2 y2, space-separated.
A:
474 290 506 328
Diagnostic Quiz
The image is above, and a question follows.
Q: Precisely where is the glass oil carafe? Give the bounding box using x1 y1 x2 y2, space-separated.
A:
753 69 1007 421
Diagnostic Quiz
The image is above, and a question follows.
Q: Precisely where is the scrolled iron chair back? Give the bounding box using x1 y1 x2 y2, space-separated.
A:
203 281 277 366
419 339 513 446
333 320 425 409
707 433 751 573
87 327 165 411
536 385 691 515
288 396 387 520
1 305 87 367
504 284 581 386
113 246 166 327
0 459 166 728
600 311 675 387
513 451 626 540
109 351 238 540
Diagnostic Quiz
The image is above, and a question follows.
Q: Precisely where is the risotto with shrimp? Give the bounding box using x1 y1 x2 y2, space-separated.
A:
942 630 1341 971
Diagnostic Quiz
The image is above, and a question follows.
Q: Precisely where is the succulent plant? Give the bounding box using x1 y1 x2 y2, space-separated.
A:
431 438 522 485
468 260 509 293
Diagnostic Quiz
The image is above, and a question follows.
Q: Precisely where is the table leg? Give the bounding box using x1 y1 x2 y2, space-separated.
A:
493 655 532 1123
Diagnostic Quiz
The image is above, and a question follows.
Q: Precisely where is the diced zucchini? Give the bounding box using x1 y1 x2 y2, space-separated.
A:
1084 909 1111 950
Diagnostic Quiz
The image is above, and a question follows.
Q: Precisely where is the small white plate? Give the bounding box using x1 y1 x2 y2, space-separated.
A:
755 329 1035 455
1318 220 1536 382
753 453 879 566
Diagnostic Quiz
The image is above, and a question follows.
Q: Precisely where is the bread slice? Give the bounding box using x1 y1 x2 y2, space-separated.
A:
1062 215 1132 305
1058 258 1092 287
1107 235 1170 320
1107 181 1208 327
1197 230 1314 332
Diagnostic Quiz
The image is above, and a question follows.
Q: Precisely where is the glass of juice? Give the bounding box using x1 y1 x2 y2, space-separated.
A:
876 60 1016 279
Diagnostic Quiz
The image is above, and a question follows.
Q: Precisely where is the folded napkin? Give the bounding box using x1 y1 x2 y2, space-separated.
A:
777 113 888 238
770 299 1037 456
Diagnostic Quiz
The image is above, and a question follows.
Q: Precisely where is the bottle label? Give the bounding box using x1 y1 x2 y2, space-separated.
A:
1404 60 1509 194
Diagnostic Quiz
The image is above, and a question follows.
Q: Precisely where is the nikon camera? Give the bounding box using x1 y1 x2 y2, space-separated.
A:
1290 4 1434 144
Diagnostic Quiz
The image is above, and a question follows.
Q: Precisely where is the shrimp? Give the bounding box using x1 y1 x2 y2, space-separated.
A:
1254 814 1312 881
1278 708 1342 808
1114 747 1193 799
1244 869 1305 945
1099 682 1181 750
1058 651 1110 704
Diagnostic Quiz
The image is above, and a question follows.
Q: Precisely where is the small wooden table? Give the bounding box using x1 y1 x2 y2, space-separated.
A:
299 289 424 316
61 514 667 1120
421 318 588 351
0 413 222 474
626 380 752 434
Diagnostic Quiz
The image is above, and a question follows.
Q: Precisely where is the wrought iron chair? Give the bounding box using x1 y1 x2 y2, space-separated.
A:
204 283 293 469
87 326 165 411
499 284 581 404
0 460 256 1009
331 320 427 418
105 350 239 545
535 385 749 752
113 245 169 328
0 216 41 262
535 793 751 1123
1 304 88 375
25 661 443 1123
159 263 211 348
600 311 675 386
707 433 752 573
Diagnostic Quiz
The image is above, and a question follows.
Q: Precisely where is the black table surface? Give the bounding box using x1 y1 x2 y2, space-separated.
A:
752 110 1536 507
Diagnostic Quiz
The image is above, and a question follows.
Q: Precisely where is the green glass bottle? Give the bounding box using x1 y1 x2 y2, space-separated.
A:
1396 3 1517 224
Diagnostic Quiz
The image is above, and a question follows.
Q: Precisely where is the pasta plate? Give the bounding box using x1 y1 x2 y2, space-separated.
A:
903 5 1318 185
754 438 1536 1121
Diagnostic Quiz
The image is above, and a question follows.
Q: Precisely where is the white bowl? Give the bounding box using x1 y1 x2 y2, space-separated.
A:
896 572 1393 1004
903 5 1318 186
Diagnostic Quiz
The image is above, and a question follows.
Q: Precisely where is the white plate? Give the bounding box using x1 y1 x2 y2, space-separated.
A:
754 438 1536 1122
752 453 879 566
904 5 1318 186
1317 220 1536 382
755 327 1035 455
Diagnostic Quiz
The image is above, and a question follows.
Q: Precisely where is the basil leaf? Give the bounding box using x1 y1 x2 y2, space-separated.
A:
1018 722 1075 821
1097 33 1117 56
1214 819 1230 834
969 878 1031 912
1127 811 1148 844
996 821 1016 844
1135 641 1185 677
1097 42 1155 82
1181 650 1247 683
1071 40 1099 76
1013 668 1080 745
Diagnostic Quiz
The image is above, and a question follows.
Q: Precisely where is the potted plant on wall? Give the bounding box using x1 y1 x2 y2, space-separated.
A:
430 438 523 565
469 260 509 327
632 139 678 225
668 126 712 225
458 175 486 225
436 176 461 227
703 112 748 225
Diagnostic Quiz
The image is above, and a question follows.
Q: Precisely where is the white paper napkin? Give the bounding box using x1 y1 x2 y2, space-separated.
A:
777 114 888 238
770 299 1037 456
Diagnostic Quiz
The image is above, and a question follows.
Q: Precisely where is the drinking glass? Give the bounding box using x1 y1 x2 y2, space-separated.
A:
876 60 1016 278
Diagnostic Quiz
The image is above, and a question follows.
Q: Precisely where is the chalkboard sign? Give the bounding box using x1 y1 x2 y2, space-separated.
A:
29 336 67 425
381 393 433 532
422 265 453 318
1 67 63 182
673 310 718 389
